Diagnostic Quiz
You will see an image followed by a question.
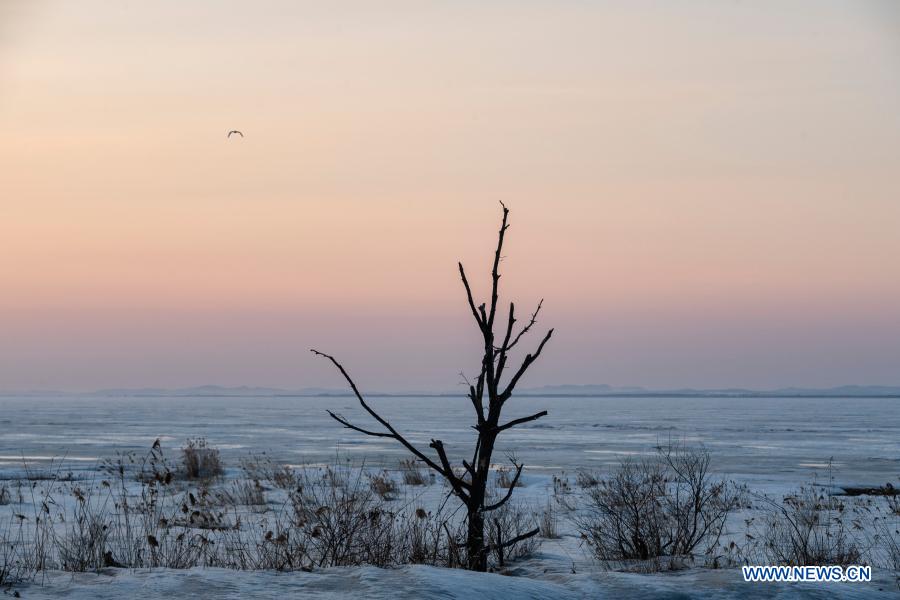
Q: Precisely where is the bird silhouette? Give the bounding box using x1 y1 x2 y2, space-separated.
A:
227 130 243 138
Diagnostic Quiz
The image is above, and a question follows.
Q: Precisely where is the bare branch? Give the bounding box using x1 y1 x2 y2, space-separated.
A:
505 299 543 353
458 262 483 330
327 411 394 438
486 202 510 330
497 410 548 432
311 349 448 477
499 328 554 401
497 302 516 353
494 300 542 388
493 303 515 385
497 527 540 550
483 463 524 512
431 439 472 500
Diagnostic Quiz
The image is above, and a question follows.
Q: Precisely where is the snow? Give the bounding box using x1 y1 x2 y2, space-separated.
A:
13 564 900 599
1 394 899 598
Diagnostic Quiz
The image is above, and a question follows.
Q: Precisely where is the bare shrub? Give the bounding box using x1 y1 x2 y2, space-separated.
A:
181 438 224 480
487 504 541 567
368 471 399 500
575 444 738 567
399 459 428 486
576 471 600 489
0 485 10 506
758 485 863 566
240 453 297 490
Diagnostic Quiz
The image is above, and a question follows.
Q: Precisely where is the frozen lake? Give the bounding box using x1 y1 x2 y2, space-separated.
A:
1 395 897 491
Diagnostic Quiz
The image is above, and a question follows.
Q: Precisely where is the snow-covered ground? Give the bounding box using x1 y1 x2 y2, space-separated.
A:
12 564 900 599
1 394 898 598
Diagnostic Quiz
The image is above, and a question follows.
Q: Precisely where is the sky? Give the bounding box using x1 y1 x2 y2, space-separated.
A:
1 1 899 392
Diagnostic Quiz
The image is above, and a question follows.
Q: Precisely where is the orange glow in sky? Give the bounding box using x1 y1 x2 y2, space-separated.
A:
2 1 899 391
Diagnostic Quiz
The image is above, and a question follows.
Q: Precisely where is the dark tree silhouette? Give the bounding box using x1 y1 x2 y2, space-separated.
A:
312 203 553 571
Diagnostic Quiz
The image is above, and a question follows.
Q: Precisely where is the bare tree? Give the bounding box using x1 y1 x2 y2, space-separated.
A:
312 203 552 571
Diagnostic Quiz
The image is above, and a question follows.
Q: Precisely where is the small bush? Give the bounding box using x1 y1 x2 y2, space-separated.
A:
240 454 297 490
399 459 428 486
575 444 738 566
181 438 224 480
487 504 541 567
0 485 10 506
575 471 600 488
368 471 399 500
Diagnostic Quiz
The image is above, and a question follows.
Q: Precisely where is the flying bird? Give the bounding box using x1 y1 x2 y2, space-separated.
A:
227 130 243 138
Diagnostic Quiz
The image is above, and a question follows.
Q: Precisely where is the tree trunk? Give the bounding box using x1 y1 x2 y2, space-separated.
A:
466 507 487 571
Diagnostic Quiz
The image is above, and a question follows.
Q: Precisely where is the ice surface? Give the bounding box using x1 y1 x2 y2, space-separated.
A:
0 395 897 492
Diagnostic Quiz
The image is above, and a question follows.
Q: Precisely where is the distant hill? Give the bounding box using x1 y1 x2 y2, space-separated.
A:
516 384 900 397
2 384 899 398
91 385 353 397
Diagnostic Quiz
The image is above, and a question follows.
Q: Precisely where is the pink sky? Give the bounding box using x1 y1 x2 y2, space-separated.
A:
1 1 899 391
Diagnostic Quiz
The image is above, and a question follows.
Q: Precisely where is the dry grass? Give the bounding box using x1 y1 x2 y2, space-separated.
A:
13 441 894 587
537 501 559 539
399 459 429 486
887 494 900 516
756 486 863 567
368 471 399 500
230 479 267 508
496 466 522 489
181 438 224 480
240 454 297 490
0 441 542 584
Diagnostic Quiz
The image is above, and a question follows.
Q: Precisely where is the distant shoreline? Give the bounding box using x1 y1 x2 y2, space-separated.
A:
2 392 899 399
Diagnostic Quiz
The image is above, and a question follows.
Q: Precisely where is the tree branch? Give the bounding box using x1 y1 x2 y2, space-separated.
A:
458 263 483 331
311 349 448 478
493 303 515 385
505 299 543 353
327 411 394 438
497 527 540 550
431 439 471 500
486 202 510 331
499 328 554 401
483 463 523 511
497 410 548 432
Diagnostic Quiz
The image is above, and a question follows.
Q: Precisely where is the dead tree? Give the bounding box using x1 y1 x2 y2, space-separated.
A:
312 203 552 571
